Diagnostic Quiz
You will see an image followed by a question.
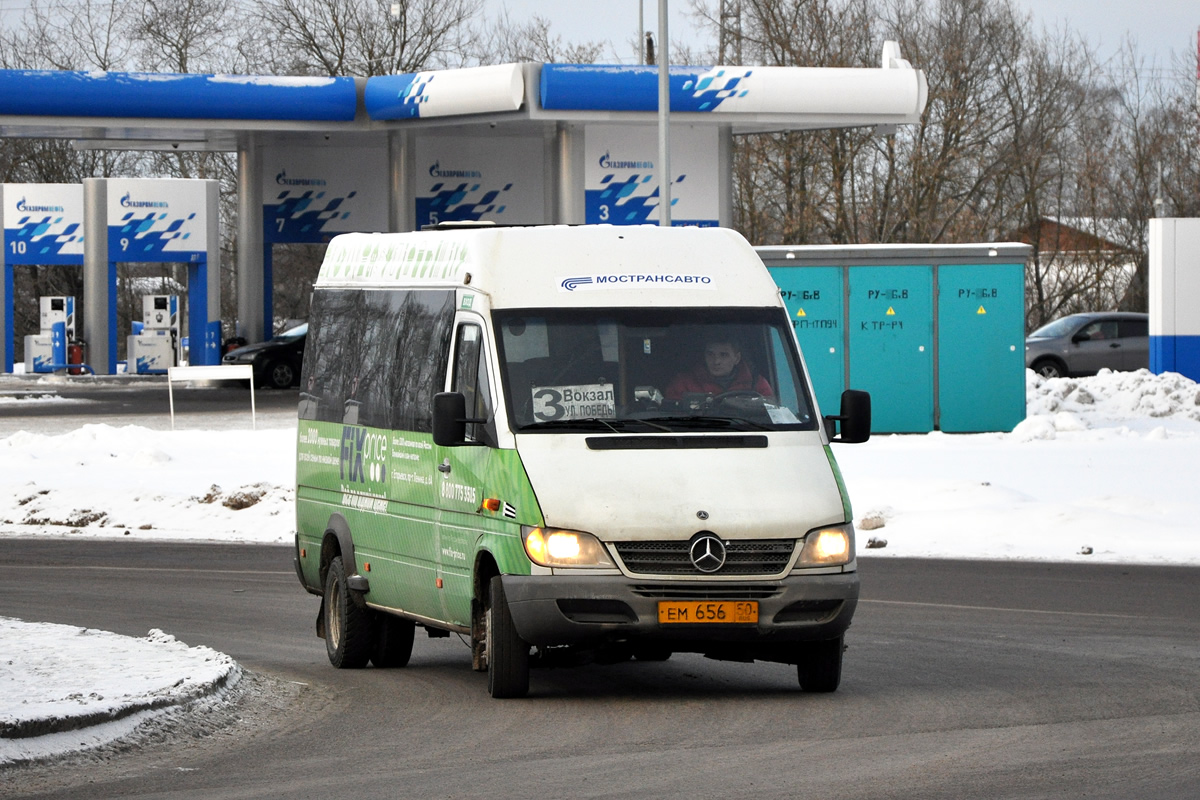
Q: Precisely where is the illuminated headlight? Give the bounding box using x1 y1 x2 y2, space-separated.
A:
797 524 854 566
522 526 615 569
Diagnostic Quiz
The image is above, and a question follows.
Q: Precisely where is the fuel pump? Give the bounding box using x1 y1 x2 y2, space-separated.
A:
126 294 178 374
24 296 74 373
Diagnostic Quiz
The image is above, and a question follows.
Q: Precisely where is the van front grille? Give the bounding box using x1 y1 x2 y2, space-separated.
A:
630 584 783 600
614 539 796 576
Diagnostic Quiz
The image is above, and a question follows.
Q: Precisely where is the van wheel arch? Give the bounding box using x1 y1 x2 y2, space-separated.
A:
471 553 500 672
319 513 357 591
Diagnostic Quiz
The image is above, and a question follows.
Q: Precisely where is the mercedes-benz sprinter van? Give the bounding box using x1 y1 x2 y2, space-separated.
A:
293 224 870 698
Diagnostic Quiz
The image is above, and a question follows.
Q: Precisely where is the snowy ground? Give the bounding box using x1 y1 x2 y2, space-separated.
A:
1 368 1199 766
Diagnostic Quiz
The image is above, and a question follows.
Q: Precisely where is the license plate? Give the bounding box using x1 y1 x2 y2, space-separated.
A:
657 600 759 624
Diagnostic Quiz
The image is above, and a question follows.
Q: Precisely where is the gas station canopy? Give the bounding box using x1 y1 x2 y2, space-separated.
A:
0 49 925 147
1 47 928 368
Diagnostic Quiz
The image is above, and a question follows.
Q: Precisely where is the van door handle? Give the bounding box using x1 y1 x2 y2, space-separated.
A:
438 461 452 473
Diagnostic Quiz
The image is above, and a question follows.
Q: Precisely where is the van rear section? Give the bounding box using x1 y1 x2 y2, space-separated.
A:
294 225 870 698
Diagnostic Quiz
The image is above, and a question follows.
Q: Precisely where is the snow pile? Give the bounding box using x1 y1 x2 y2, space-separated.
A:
0 618 240 765
0 424 295 543
1024 368 1200 428
839 369 1200 564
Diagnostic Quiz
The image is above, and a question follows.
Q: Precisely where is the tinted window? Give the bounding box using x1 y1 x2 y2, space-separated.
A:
299 288 455 431
1119 318 1148 338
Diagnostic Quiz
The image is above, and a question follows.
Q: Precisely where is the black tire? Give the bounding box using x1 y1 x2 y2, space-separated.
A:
797 636 844 693
371 614 415 668
265 359 297 389
1032 358 1066 379
324 555 373 669
486 576 530 698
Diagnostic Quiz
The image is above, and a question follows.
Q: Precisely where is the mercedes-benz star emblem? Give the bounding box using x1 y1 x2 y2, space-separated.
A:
689 533 727 573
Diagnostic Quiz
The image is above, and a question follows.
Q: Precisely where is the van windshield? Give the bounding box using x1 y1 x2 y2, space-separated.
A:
493 307 818 433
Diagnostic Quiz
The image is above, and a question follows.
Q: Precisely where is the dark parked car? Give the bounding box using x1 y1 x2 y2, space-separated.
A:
1025 312 1148 378
222 322 307 389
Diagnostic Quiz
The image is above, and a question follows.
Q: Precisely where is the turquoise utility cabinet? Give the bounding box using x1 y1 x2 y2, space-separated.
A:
760 244 1030 434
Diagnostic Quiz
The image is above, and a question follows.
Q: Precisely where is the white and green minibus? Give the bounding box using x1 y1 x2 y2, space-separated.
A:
293 224 870 698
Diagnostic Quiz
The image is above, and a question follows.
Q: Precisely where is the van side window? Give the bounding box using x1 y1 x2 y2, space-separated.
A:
300 288 456 432
452 323 497 446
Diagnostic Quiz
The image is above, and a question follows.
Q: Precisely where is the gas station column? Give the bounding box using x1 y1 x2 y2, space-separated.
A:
553 122 585 224
718 126 734 228
388 130 415 232
83 178 113 374
237 136 266 343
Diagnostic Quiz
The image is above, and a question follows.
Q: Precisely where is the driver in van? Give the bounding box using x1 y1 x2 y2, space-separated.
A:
665 339 773 401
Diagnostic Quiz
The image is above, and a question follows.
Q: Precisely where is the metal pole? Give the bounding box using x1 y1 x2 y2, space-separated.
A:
639 0 645 64
657 0 671 227
236 136 265 343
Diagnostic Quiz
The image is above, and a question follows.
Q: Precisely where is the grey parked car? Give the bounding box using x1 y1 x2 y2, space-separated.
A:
1025 312 1149 378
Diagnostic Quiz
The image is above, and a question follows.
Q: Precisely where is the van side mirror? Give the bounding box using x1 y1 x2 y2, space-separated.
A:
433 392 490 447
433 392 468 447
824 389 871 443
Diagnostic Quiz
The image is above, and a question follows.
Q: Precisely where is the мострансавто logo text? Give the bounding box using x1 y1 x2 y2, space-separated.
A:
561 274 713 291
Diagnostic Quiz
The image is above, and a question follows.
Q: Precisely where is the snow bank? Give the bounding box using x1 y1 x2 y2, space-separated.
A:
838 369 1200 564
0 424 295 543
0 618 240 765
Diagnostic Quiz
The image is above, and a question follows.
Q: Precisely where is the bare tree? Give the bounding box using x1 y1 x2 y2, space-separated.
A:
136 0 240 73
472 11 606 64
242 0 483 76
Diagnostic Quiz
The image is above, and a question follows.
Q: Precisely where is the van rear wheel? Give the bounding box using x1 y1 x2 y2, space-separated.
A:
796 636 844 692
486 576 530 698
371 614 415 668
324 555 373 669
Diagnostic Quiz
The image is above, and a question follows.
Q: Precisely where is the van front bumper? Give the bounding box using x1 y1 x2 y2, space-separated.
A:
501 572 858 654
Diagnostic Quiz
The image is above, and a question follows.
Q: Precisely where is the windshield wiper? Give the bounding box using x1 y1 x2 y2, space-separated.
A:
644 415 774 432
520 417 622 432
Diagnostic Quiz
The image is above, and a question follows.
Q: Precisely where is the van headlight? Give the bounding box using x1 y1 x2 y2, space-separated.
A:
522 526 615 569
797 524 854 566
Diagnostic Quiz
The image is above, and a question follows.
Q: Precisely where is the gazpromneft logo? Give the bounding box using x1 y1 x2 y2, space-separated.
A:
276 170 327 187
15 198 65 213
598 151 653 170
120 193 168 209
560 274 714 292
429 161 483 179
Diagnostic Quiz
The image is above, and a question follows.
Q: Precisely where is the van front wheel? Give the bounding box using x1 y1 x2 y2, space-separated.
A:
796 636 844 692
486 576 530 698
324 555 373 669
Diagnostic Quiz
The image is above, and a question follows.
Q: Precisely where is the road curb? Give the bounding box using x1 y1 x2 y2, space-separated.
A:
0 663 241 742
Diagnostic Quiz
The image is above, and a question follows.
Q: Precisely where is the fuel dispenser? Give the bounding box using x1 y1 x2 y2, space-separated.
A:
24 296 74 373
126 294 178 374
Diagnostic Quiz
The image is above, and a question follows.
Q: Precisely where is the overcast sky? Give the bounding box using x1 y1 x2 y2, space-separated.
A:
488 0 1198 67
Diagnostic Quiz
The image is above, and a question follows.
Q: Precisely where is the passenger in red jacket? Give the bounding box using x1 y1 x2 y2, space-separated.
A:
665 340 774 402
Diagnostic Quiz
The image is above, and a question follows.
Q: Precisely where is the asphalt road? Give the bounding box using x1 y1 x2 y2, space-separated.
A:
1 540 1197 799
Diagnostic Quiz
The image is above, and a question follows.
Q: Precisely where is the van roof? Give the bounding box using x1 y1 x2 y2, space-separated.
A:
314 225 781 309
